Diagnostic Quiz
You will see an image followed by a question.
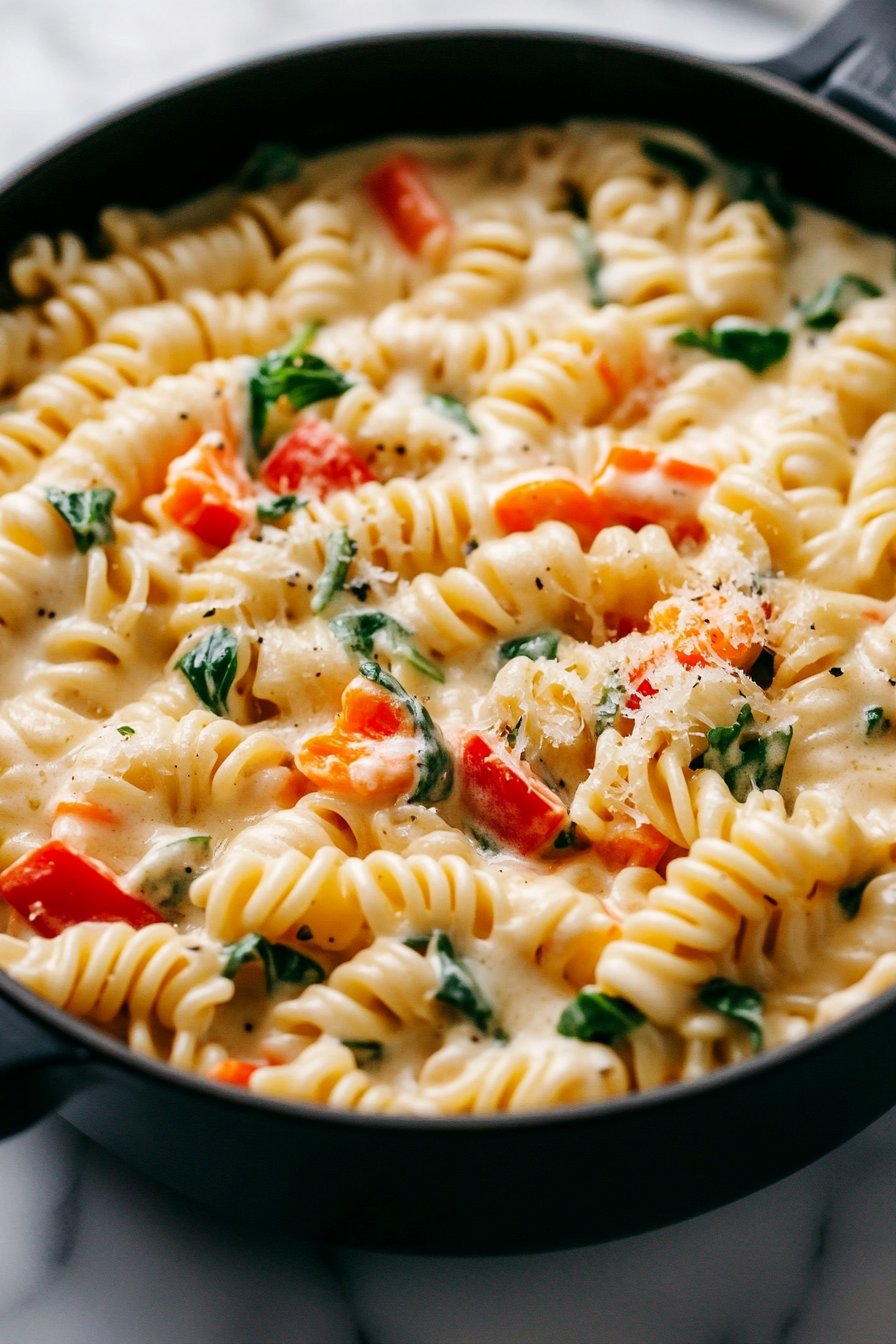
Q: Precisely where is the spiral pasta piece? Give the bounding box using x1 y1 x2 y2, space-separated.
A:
410 215 532 316
596 780 865 1024
0 923 233 1069
415 1035 628 1113
391 520 592 656
369 304 545 399
302 469 498 577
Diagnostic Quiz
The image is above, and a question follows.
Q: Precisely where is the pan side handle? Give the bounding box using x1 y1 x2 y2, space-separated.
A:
0 991 93 1139
757 0 896 141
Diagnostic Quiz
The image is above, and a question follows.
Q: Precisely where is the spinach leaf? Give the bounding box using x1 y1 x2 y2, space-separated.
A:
360 661 454 803
128 835 212 909
801 273 882 329
499 631 561 664
404 935 431 954
641 137 709 189
117 725 135 737
864 706 890 738
176 626 239 717
425 394 479 435
675 318 790 374
45 486 116 554
433 932 493 1032
838 880 867 921
249 327 351 447
746 647 776 690
257 493 306 523
596 671 626 737
697 977 764 1049
557 990 645 1043
691 702 792 802
311 527 357 614
235 142 301 191
572 222 606 307
726 162 794 229
553 823 577 850
223 931 324 993
342 1040 383 1066
329 610 445 682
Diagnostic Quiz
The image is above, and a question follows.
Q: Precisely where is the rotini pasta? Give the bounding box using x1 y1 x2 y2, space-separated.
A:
0 122 895 1118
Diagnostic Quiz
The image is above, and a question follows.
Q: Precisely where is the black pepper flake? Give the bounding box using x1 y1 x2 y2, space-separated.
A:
830 667 844 677
179 412 189 420
37 608 44 616
297 925 313 941
47 611 55 619
535 577 543 590
396 445 406 456
203 609 216 618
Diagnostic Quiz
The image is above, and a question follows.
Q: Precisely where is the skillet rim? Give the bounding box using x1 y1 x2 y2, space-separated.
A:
2 23 896 1135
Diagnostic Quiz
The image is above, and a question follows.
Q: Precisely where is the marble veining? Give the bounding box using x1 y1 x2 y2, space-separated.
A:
0 1 890 1340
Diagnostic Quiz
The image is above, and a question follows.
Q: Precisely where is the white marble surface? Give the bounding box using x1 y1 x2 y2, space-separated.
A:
2 1 893 1342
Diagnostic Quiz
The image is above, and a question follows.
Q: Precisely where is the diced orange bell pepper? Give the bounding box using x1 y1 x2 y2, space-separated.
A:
367 154 452 256
494 472 603 548
297 676 418 800
208 1059 260 1088
161 432 253 550
648 591 763 670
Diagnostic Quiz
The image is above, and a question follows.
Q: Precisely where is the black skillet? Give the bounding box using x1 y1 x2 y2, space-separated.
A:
0 0 895 1256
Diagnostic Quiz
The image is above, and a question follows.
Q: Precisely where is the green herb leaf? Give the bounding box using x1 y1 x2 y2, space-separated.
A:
641 137 709 189
342 1039 383 1066
675 318 790 374
726 162 794 229
235 142 301 191
45 487 116 554
222 932 324 994
249 327 351 447
838 880 866 920
572 222 606 307
499 631 561 664
691 703 792 802
404 935 431 954
553 823 577 850
697 976 764 1049
360 661 454 803
596 671 626 737
329 610 445 682
117 725 135 737
425 394 479 435
434 932 493 1032
312 527 357 615
127 835 212 909
746 647 776 690
864 706 890 738
557 990 645 1044
176 626 239 717
801 274 882 330
257 493 306 523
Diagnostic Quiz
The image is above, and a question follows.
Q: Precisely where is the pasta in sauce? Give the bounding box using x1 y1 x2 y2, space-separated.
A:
1 123 895 1114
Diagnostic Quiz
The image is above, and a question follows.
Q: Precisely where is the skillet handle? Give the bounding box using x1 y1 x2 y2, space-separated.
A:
757 0 896 140
0 990 93 1139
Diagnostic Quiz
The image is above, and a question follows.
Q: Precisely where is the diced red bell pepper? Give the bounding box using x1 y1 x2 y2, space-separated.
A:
208 1059 260 1088
261 418 375 500
366 154 452 256
160 432 253 550
297 676 417 800
461 731 568 855
0 841 163 938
